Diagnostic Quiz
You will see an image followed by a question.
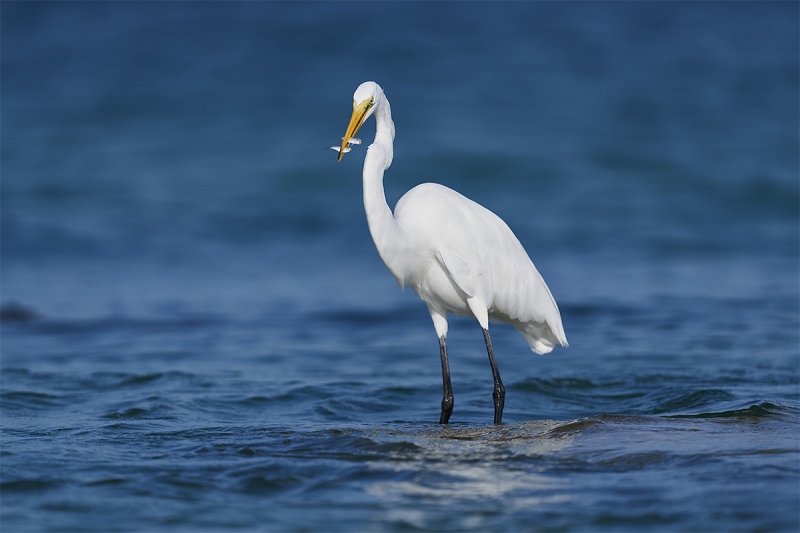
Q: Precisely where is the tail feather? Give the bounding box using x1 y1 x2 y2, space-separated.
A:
518 320 569 355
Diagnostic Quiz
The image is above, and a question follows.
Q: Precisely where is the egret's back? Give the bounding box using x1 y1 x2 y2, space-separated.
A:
393 183 568 354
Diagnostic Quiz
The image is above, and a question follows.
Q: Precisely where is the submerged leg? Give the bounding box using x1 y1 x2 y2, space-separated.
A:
438 335 454 424
482 328 505 424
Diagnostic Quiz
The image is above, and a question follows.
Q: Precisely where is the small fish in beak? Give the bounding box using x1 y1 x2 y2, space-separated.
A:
328 137 361 155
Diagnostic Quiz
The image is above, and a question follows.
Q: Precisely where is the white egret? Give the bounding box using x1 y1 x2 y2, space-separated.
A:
335 81 568 424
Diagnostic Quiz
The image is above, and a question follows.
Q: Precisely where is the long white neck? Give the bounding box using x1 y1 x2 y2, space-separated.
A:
362 98 404 281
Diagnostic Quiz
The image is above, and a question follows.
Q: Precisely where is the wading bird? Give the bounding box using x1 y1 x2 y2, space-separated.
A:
334 81 568 424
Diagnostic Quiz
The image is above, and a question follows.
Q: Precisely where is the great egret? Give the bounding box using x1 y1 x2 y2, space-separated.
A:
335 81 568 424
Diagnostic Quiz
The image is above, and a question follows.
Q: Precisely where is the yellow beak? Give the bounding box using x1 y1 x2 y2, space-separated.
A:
338 99 373 161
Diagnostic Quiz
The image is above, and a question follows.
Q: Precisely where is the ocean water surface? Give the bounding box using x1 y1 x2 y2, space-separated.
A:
2 2 799 532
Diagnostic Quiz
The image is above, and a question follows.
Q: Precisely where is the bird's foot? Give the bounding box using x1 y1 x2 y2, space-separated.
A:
439 395 454 424
492 385 505 424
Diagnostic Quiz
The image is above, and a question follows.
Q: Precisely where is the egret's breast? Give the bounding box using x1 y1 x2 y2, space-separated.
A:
408 258 472 317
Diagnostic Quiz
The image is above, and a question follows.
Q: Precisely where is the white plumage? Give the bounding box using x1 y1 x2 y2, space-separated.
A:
336 81 567 424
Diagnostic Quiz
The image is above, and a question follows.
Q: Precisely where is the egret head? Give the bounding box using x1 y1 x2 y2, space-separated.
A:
338 81 384 161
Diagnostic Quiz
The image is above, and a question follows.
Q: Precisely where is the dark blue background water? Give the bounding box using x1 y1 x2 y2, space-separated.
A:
2 2 798 532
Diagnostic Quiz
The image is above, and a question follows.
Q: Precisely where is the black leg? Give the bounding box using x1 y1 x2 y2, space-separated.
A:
482 328 505 424
439 335 454 424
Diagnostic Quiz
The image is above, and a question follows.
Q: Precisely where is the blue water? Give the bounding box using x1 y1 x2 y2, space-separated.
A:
2 2 798 532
